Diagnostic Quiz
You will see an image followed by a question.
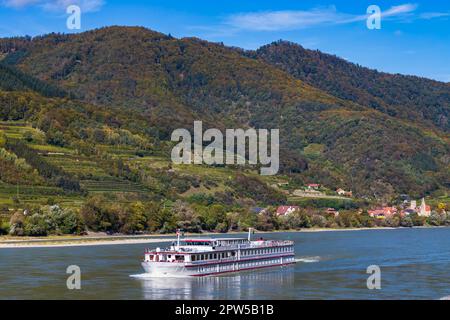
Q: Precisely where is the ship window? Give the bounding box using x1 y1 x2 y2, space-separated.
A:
192 255 196 261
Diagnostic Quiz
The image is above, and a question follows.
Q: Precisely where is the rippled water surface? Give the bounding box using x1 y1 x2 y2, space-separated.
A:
1 228 450 299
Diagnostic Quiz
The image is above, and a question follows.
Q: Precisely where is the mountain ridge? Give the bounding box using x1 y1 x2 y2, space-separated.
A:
0 26 448 199
249 39 450 132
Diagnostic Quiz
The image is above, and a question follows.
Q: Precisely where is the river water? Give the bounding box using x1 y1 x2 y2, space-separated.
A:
1 228 450 300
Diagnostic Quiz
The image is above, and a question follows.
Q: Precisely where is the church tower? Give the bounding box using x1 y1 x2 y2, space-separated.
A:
419 198 430 217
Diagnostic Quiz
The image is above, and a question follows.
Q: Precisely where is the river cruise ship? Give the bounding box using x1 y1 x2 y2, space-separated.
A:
141 230 296 277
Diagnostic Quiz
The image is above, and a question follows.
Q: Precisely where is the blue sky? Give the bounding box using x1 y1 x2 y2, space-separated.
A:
1 0 449 82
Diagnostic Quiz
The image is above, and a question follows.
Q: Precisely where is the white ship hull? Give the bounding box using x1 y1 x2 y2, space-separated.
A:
141 254 296 277
141 234 296 277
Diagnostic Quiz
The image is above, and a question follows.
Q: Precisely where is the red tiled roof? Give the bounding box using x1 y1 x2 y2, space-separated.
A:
368 207 398 217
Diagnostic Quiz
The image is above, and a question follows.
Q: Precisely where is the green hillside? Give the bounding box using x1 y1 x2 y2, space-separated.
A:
0 26 449 236
250 40 450 132
1 26 447 198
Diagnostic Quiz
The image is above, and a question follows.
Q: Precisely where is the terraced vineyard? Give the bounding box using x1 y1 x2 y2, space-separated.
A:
0 181 88 208
0 121 155 208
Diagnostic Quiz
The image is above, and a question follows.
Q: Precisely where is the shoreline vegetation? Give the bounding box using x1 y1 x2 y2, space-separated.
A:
1 194 448 247
0 226 446 248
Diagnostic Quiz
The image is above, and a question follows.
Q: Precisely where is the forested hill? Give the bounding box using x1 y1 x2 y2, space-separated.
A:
0 62 67 98
0 26 449 200
249 40 450 132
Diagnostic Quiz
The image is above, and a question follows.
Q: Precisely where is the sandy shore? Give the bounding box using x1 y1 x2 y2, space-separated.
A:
0 227 404 248
0 237 176 248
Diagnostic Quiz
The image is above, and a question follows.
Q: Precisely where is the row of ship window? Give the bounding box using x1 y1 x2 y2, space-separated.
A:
191 251 235 261
191 246 292 262
198 256 295 273
241 246 292 256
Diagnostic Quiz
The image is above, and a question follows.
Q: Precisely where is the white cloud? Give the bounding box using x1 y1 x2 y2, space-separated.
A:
225 3 424 31
3 0 39 7
2 0 104 12
383 3 417 17
225 6 354 31
419 12 450 19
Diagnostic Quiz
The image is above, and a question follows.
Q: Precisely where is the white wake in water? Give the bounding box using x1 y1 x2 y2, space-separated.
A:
129 273 191 279
295 256 321 263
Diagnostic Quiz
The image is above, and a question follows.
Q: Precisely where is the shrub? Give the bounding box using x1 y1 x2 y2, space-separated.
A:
410 213 426 226
23 206 84 236
80 195 122 233
9 211 25 236
281 211 311 229
311 214 327 228
24 213 50 236
427 213 446 226
400 216 413 227
0 218 10 235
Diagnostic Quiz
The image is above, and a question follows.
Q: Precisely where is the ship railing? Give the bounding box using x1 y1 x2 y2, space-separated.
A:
144 240 293 253
239 240 294 249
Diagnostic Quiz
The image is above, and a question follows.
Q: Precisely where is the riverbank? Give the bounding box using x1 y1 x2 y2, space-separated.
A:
0 226 415 248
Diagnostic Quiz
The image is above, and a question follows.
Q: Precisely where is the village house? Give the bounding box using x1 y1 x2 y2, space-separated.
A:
325 208 339 217
276 206 300 216
306 183 321 190
336 188 353 197
368 207 398 219
400 198 431 217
